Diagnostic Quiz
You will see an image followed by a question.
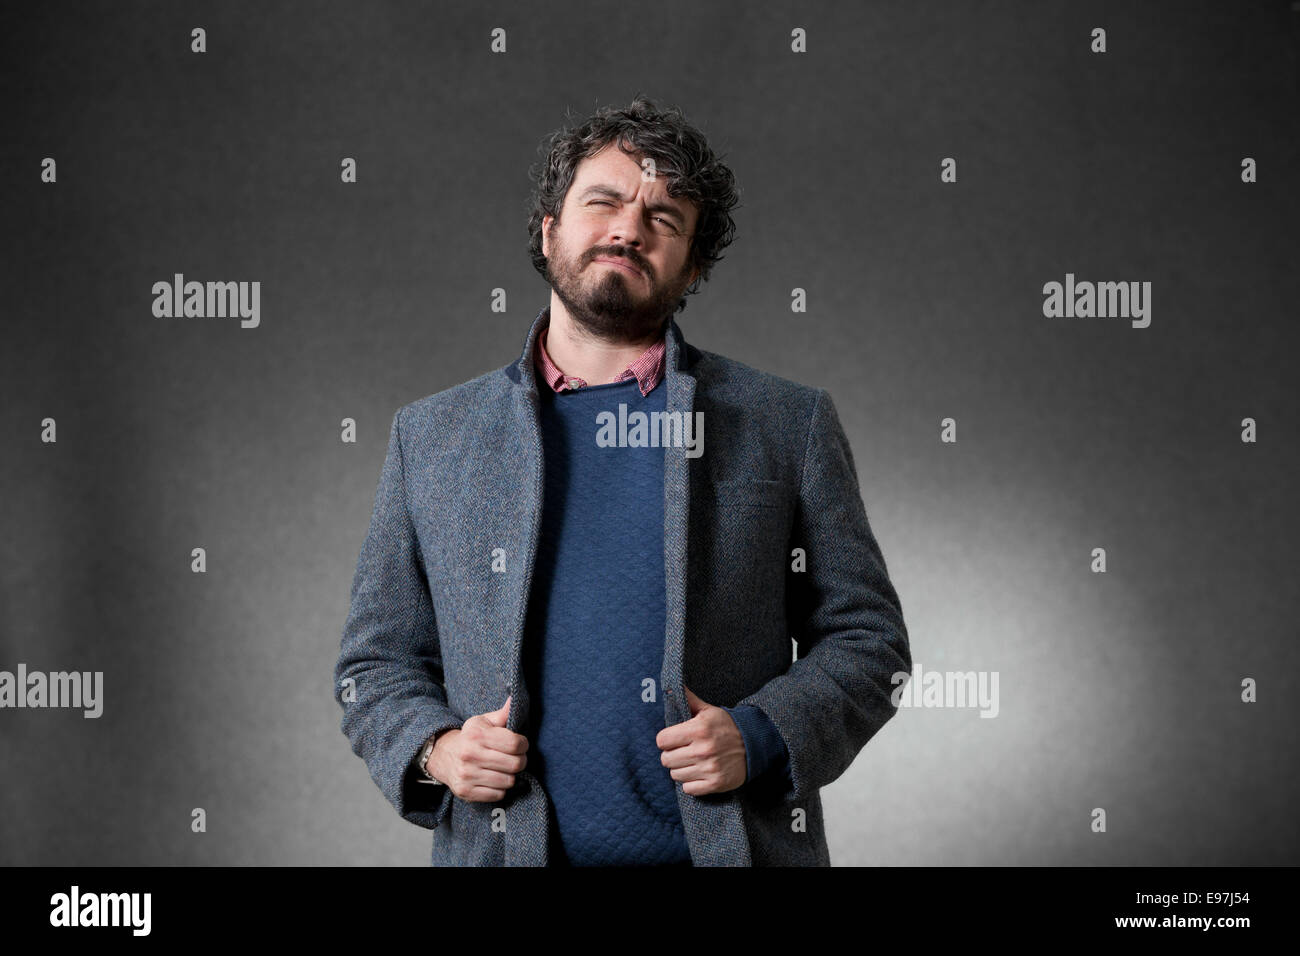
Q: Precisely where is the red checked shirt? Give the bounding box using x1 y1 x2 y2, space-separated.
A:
533 324 666 396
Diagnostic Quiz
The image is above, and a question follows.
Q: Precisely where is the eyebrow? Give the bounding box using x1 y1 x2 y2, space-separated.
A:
576 184 687 226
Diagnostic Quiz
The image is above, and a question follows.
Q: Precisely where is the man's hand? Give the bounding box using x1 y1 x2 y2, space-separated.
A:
655 685 747 795
427 695 529 802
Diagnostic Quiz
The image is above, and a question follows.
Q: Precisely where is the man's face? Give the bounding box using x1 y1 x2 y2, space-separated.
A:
541 141 701 343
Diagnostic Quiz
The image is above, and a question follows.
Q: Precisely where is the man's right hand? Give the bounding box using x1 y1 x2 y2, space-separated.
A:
426 695 529 802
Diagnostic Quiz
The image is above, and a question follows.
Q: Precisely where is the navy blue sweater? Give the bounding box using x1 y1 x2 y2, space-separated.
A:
522 374 790 866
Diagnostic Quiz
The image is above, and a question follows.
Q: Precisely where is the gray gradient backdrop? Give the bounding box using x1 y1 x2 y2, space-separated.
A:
3 1 1297 865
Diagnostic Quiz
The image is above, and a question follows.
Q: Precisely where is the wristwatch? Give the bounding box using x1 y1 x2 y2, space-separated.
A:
416 731 443 785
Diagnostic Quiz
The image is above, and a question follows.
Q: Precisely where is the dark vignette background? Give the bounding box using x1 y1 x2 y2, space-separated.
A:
1 1 1296 866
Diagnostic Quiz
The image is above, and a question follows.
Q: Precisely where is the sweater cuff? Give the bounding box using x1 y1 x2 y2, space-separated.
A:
722 704 790 784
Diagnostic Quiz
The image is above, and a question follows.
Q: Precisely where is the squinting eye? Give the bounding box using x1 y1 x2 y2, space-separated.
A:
587 201 677 232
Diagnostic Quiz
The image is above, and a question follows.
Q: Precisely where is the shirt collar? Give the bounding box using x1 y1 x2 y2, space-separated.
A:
533 322 667 397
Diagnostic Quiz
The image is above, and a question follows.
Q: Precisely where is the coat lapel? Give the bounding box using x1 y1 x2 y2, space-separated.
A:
501 305 551 866
662 317 754 865
660 316 696 724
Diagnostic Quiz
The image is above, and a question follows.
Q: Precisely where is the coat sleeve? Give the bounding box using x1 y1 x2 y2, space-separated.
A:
334 406 464 830
736 388 911 805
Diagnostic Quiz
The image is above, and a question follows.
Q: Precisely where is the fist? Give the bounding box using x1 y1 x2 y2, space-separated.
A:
654 685 747 795
428 695 529 802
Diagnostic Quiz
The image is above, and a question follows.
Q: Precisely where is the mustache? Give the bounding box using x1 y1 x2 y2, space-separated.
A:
588 248 648 276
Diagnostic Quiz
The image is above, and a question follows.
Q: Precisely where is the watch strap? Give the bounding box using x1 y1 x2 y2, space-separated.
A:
416 732 443 785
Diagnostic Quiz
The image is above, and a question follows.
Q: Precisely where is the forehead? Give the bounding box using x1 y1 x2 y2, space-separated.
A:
572 142 648 181
569 143 691 212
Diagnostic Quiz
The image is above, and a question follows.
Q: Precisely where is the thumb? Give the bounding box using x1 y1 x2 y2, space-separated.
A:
683 685 708 715
482 693 511 726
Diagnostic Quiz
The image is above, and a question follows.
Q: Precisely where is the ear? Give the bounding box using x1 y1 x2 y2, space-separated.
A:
541 215 552 258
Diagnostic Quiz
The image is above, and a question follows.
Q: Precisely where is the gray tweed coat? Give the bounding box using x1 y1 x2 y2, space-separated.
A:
334 305 911 866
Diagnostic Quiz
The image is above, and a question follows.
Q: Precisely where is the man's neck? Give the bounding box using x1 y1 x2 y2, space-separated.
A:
544 293 666 385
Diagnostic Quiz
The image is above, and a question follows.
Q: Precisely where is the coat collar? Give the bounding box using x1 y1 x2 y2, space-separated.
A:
503 304 701 392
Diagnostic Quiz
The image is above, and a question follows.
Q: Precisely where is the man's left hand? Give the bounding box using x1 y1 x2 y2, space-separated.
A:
655 685 747 795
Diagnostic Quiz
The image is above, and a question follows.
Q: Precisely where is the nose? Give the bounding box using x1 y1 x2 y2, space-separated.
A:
604 204 648 248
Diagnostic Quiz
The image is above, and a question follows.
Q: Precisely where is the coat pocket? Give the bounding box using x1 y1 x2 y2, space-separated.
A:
710 478 790 511
695 479 794 634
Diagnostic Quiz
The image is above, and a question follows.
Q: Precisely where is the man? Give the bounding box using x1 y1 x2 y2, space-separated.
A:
334 97 911 866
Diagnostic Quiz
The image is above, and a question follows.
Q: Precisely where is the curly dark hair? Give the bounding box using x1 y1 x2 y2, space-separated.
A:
526 95 741 314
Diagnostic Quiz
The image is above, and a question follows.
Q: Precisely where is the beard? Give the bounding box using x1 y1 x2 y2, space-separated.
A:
544 227 693 343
